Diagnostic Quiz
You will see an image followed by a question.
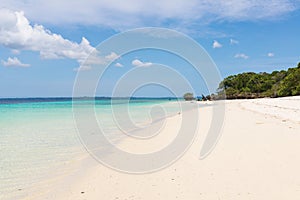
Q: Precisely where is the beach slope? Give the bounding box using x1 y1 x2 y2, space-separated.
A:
36 97 300 200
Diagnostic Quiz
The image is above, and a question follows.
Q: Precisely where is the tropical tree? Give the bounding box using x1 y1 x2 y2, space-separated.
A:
183 93 194 101
215 62 300 99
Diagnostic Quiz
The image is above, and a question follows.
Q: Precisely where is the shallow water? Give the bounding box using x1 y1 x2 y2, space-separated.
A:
0 98 180 199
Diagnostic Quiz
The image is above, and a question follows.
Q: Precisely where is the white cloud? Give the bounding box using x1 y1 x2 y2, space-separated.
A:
115 62 123 67
267 52 275 57
73 65 92 72
234 53 249 59
132 59 153 67
213 40 222 48
11 49 20 54
134 28 182 38
73 51 121 71
230 39 239 45
105 52 120 61
0 1 298 30
1 57 30 67
0 8 95 68
0 9 123 71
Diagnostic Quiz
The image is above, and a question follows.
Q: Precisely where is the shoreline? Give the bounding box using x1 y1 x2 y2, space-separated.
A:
17 97 300 199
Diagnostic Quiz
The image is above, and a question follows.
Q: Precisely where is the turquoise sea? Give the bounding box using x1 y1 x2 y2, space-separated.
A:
0 98 181 199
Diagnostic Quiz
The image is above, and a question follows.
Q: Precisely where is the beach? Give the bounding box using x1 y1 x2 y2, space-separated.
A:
1 3 300 200
18 96 300 200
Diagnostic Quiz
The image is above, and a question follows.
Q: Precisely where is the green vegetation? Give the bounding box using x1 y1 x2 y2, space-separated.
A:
183 92 195 101
215 62 300 99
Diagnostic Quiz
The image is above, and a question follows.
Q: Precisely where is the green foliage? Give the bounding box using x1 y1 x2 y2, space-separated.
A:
217 63 300 99
183 92 194 101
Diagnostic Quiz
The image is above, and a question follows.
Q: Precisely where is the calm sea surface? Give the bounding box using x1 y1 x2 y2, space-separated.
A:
0 98 181 199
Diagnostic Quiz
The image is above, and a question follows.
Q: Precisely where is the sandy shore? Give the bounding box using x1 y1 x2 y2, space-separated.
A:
29 97 300 200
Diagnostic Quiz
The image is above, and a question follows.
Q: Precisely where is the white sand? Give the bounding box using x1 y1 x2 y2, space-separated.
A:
28 97 300 200
240 96 300 123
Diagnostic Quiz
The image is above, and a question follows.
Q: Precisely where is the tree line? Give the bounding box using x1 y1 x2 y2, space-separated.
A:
213 62 300 99
183 62 300 101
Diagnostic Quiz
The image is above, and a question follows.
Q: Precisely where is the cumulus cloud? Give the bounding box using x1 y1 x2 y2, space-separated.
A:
72 51 120 71
267 52 275 57
73 65 92 72
115 62 123 67
0 0 298 30
105 52 120 61
132 59 153 67
234 53 249 59
0 8 96 69
230 39 239 45
1 57 30 67
213 40 222 48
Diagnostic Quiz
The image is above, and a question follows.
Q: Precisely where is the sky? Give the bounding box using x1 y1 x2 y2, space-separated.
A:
1 0 300 97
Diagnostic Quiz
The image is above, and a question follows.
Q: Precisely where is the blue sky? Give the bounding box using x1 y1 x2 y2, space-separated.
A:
1 0 300 97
